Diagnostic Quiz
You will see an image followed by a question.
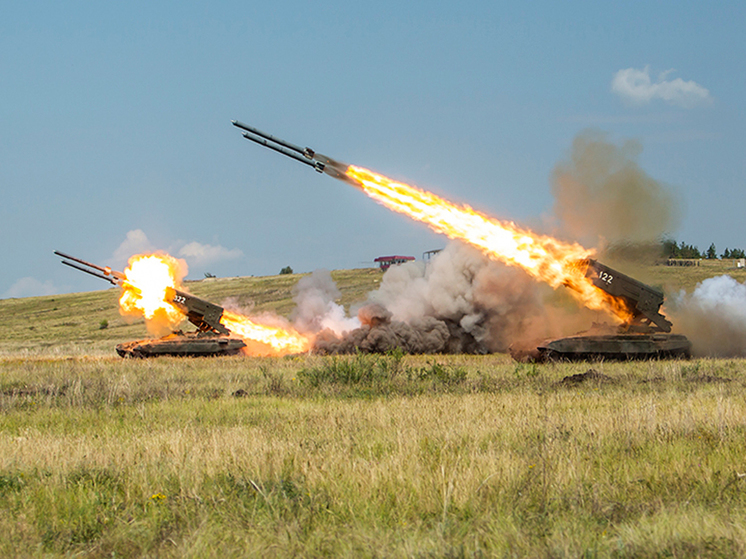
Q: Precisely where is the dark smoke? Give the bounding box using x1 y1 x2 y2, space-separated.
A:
307 244 604 355
551 130 682 249
313 303 455 354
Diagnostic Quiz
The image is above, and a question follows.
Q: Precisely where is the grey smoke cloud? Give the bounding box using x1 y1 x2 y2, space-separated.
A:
309 243 601 355
290 269 360 336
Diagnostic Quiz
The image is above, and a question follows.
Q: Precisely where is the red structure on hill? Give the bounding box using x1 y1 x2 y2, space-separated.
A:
374 255 415 271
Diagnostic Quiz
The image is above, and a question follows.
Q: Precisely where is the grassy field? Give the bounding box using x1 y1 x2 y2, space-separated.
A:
2 263 746 557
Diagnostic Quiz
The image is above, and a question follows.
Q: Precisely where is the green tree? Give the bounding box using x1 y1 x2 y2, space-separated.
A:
706 243 717 259
678 242 701 259
661 238 679 258
279 266 293 275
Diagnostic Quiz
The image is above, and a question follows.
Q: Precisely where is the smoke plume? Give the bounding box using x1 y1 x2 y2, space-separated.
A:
551 130 681 248
671 275 746 357
307 244 602 355
290 270 360 336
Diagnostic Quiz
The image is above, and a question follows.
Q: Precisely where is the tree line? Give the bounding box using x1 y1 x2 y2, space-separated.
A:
662 239 746 260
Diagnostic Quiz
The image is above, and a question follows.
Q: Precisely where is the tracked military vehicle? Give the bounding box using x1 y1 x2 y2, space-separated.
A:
55 251 246 358
511 259 691 362
114 331 245 358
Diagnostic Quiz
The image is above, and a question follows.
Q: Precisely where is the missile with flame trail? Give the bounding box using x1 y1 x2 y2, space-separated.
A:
231 120 355 185
231 119 643 324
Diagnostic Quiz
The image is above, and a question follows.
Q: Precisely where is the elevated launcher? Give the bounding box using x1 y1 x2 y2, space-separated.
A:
578 259 672 333
54 251 230 335
229 123 675 333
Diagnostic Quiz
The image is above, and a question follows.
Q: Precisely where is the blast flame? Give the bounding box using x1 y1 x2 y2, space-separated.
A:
221 311 312 355
345 165 630 320
118 253 311 355
119 254 184 332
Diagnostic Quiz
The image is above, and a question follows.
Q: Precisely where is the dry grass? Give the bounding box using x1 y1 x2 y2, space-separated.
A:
3 265 746 556
1 355 746 557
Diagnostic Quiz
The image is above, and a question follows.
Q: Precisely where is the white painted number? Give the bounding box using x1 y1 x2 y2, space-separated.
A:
598 272 613 284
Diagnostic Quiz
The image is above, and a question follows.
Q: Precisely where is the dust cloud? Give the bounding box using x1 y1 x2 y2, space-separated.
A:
551 130 681 248
299 244 602 354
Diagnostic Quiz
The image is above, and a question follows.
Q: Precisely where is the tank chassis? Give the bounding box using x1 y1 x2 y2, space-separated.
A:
514 259 691 362
54 251 246 357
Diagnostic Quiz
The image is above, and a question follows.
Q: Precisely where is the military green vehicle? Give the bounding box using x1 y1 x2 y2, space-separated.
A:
55 251 246 358
114 331 245 358
511 259 692 362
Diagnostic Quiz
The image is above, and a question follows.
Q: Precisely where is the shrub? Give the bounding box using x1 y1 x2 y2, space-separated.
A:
298 351 404 387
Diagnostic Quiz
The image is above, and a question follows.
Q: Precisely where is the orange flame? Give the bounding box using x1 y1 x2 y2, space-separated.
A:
118 253 311 355
345 165 629 320
221 311 312 355
119 254 185 334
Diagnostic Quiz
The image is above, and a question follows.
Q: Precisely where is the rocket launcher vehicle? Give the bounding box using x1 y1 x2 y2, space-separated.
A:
54 251 246 357
231 121 691 361
524 259 691 362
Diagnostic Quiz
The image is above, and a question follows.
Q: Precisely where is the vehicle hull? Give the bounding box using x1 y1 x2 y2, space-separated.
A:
116 332 246 358
511 332 692 362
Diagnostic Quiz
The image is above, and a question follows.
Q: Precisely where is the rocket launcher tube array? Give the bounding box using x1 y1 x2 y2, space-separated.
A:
55 251 230 336
231 120 354 184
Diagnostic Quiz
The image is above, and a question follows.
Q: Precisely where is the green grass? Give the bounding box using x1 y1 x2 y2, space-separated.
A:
1 355 746 557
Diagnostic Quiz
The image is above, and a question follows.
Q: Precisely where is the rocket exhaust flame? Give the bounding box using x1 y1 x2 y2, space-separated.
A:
345 166 631 321
221 311 311 355
233 120 633 323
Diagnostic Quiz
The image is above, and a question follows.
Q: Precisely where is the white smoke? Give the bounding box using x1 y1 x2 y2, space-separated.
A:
290 270 360 336
367 245 483 325
671 275 746 357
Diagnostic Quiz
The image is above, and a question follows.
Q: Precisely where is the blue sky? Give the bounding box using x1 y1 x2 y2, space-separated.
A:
1 1 744 297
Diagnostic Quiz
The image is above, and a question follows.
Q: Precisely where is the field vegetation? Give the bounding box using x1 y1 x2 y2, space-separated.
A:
1 264 746 557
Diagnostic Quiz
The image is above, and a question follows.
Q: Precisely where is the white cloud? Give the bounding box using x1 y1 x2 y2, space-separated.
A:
109 230 243 274
2 277 58 299
112 229 155 266
177 242 244 267
612 66 712 108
